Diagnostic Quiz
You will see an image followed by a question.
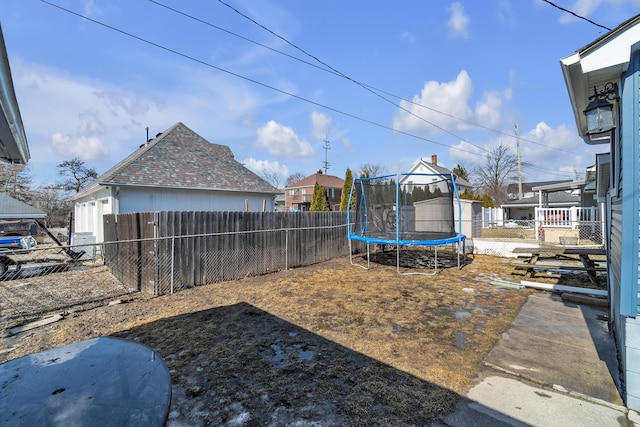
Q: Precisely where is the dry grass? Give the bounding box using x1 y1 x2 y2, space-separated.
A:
0 252 532 425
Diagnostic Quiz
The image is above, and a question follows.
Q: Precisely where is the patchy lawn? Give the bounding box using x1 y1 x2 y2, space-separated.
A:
1 252 531 425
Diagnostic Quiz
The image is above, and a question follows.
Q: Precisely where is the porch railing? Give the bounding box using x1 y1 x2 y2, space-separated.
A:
534 206 604 245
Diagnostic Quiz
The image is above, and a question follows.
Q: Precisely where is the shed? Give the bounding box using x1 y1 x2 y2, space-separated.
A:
71 122 279 243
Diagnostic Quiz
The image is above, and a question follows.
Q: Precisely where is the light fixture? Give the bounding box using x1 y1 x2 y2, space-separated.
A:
584 82 618 135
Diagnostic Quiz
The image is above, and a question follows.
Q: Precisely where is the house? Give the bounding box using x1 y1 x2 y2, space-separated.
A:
71 122 279 243
502 179 591 221
285 171 344 211
561 13 640 411
506 180 571 200
0 24 29 164
399 155 472 194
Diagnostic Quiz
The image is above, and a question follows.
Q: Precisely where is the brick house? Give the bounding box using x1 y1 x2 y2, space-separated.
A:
285 171 344 211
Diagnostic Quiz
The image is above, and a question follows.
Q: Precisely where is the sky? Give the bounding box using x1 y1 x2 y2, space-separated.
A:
2 0 640 189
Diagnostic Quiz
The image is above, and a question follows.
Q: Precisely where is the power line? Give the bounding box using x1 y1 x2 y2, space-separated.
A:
148 0 583 156
214 0 490 154
539 0 611 31
37 0 482 157
212 0 581 156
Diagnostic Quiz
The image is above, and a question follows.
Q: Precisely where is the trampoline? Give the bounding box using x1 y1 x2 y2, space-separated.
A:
347 173 466 275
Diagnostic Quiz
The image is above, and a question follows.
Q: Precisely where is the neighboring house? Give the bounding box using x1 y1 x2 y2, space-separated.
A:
273 192 286 212
72 122 279 243
561 14 640 411
0 24 29 164
399 155 472 194
501 177 598 221
285 171 344 211
506 180 572 200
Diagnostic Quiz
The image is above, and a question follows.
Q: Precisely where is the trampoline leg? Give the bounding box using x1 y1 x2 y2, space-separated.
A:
397 246 439 276
349 241 371 270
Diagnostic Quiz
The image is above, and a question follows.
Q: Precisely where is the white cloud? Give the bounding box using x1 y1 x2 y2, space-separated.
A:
450 122 600 181
394 71 469 134
12 59 268 182
51 132 109 161
256 120 314 159
497 0 517 26
393 70 512 136
310 111 332 140
449 139 486 167
399 30 416 43
448 2 470 38
241 157 289 182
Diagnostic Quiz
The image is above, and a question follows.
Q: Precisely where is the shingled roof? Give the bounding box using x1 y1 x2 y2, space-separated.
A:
0 192 46 219
286 172 344 189
74 122 278 199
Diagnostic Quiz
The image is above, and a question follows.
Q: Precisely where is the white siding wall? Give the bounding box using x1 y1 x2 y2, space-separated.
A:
73 187 113 242
75 186 276 243
118 187 274 214
626 316 640 410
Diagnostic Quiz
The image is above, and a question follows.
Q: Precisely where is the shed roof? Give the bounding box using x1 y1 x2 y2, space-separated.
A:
74 122 278 199
0 193 46 219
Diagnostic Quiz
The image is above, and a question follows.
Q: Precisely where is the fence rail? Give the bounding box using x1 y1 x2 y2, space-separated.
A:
102 211 361 295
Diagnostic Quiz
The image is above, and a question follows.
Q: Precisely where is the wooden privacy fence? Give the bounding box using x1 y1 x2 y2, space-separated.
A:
102 211 358 295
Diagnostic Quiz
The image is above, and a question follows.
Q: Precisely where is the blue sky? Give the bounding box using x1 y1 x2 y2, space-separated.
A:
2 0 640 188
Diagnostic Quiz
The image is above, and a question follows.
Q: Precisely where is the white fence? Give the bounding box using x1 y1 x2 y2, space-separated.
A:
482 207 504 228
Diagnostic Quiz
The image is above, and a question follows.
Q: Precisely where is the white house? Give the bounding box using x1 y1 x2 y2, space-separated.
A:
399 155 472 194
72 122 279 243
561 13 640 411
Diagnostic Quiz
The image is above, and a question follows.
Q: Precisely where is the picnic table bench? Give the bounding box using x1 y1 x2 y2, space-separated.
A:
511 246 606 285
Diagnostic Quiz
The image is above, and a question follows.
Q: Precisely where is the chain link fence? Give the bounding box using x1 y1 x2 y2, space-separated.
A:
0 214 605 332
467 218 604 257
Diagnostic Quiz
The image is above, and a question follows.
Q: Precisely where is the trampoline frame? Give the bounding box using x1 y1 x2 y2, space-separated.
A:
347 173 466 275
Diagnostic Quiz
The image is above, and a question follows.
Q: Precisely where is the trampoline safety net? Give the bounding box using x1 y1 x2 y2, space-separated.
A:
348 173 461 244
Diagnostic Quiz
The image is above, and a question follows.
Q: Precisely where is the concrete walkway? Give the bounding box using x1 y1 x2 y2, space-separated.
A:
442 293 637 426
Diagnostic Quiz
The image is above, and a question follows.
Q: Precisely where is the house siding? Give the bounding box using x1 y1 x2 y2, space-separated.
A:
118 187 274 215
626 316 640 410
612 49 640 411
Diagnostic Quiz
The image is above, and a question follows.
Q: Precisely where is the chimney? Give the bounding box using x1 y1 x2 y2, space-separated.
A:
431 154 437 165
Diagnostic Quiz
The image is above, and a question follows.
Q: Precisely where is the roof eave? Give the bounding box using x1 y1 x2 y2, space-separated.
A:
560 14 640 143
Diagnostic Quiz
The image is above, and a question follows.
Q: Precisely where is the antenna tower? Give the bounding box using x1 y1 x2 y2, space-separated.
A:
323 136 331 174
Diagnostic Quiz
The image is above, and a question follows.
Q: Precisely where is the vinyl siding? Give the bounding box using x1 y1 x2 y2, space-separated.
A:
626 316 640 410
118 187 275 214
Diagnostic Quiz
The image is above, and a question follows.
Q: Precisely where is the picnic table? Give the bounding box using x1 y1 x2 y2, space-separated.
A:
0 337 171 426
511 246 606 285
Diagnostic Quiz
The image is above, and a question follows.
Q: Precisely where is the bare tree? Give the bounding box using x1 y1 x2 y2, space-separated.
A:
0 163 32 202
358 163 386 179
255 164 284 189
473 143 521 206
31 186 71 228
285 172 305 187
57 157 98 193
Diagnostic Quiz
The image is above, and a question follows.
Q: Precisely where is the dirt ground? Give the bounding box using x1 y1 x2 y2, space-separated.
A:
0 250 605 426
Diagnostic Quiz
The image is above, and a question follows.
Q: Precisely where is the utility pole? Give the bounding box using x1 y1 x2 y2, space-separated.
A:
323 136 331 175
515 123 522 199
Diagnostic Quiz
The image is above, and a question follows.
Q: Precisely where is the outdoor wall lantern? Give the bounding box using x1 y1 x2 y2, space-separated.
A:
584 82 618 135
